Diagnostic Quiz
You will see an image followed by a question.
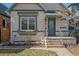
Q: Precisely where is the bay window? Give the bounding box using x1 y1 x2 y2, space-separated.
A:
20 16 36 31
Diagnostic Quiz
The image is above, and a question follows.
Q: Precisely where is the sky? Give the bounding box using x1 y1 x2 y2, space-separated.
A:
3 3 13 8
3 3 70 8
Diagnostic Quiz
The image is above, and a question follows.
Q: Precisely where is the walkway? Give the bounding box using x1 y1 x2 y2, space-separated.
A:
31 47 73 56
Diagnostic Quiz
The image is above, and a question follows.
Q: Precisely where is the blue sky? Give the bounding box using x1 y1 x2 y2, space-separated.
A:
3 3 13 8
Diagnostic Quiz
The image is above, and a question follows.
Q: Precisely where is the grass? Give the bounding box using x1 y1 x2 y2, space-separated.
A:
0 49 57 56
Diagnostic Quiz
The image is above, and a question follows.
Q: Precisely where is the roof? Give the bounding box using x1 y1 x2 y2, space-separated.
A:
0 3 10 17
68 3 79 8
0 12 10 17
9 3 69 13
9 3 45 11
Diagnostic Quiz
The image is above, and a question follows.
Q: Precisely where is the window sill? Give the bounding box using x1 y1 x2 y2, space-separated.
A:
18 31 37 35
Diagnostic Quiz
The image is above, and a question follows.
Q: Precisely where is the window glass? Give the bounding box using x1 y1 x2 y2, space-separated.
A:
21 18 27 30
72 5 79 12
29 17 35 30
20 16 36 31
3 19 6 28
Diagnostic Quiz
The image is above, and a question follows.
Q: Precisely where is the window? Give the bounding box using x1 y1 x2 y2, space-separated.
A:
72 5 79 12
20 16 36 31
76 21 79 27
2 19 6 28
21 18 27 30
29 17 36 30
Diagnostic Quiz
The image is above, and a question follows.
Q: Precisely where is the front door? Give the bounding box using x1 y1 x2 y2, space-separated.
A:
48 17 55 36
0 16 10 43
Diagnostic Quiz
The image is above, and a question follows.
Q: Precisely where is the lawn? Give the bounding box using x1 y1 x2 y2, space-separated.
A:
0 49 57 56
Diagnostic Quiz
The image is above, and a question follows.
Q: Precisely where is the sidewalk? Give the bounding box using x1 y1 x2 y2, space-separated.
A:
30 47 73 56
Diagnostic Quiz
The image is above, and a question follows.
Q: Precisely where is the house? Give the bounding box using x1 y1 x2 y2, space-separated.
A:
9 3 76 46
0 3 10 45
68 3 79 44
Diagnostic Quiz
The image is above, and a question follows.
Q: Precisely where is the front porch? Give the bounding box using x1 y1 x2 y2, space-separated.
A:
45 11 70 37
44 12 77 47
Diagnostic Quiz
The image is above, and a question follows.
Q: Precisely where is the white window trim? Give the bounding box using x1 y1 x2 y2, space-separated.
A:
20 16 36 31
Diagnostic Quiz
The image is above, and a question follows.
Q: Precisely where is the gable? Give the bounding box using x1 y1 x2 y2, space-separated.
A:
12 3 44 11
41 3 68 11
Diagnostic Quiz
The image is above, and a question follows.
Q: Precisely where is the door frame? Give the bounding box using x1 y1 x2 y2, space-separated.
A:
48 16 56 36
0 25 1 43
0 17 2 42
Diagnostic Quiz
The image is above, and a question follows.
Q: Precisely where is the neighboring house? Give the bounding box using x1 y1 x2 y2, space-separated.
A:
0 3 10 45
68 3 79 44
9 3 76 46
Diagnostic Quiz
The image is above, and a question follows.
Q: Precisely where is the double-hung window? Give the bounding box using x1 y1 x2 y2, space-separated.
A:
20 16 36 31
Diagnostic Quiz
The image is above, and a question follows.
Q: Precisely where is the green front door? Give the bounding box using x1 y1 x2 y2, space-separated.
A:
48 17 55 36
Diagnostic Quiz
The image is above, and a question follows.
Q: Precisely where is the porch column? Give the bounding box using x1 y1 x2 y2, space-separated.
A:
45 17 48 37
44 17 48 48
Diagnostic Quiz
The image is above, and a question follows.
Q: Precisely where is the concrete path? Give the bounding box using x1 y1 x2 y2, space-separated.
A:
30 47 73 56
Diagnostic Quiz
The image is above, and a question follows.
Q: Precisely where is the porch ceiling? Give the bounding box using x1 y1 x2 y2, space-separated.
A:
45 13 58 16
45 12 63 16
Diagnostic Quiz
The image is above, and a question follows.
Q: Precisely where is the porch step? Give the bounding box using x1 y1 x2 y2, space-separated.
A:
45 39 64 47
45 37 77 48
46 39 63 45
47 45 64 48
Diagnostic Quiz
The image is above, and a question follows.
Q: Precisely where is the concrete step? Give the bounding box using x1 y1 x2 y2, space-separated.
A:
47 42 62 45
47 40 61 42
46 39 62 45
47 45 64 48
